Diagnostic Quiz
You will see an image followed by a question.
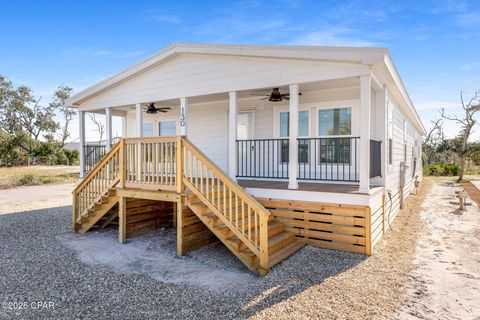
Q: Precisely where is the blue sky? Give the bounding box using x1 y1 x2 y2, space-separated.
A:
1 0 479 141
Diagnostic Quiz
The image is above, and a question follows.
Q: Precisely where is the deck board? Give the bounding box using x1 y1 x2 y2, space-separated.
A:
238 179 380 194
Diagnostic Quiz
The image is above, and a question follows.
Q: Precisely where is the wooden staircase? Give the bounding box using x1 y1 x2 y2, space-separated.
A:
72 141 122 234
187 195 304 273
72 136 305 276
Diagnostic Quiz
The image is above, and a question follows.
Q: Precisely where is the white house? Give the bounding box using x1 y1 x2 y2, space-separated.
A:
67 43 425 275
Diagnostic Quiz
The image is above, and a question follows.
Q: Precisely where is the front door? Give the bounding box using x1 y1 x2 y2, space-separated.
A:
236 111 254 177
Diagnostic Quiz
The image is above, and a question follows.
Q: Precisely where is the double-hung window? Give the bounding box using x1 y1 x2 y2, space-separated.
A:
158 120 177 136
317 107 352 164
279 110 309 163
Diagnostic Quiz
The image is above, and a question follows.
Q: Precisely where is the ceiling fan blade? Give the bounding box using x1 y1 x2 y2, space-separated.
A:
157 109 168 113
250 93 270 96
261 97 269 100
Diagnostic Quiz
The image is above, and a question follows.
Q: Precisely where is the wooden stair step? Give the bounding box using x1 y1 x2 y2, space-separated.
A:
225 222 287 251
268 239 305 268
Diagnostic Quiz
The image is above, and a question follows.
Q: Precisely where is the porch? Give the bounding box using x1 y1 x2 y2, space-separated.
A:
78 75 386 195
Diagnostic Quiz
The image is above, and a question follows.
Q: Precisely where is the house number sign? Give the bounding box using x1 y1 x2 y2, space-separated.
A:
180 106 186 127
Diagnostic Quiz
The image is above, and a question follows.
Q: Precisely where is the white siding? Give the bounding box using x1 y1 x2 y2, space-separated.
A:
385 98 423 192
79 54 369 110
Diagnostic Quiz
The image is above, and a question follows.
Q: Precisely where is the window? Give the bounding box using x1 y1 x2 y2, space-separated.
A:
279 110 309 163
387 104 393 166
388 138 393 165
318 107 351 136
159 120 176 136
143 122 154 137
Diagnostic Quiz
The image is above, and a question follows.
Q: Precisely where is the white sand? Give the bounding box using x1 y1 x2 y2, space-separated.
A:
398 182 480 319
0 183 75 214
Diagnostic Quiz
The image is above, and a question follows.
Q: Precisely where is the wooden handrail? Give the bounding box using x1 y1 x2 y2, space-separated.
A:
72 141 122 227
180 137 270 272
181 138 270 217
73 141 122 194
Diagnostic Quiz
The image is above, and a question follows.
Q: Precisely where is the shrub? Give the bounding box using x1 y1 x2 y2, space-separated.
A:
18 173 36 185
423 163 460 176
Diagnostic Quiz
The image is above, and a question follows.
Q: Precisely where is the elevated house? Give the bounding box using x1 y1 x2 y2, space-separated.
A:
67 43 425 275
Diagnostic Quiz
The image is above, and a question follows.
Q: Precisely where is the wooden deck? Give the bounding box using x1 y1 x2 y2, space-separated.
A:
238 179 379 194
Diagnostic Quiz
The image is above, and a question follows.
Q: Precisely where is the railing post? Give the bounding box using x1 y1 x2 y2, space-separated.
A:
119 139 126 188
176 137 184 194
72 193 78 233
258 212 269 276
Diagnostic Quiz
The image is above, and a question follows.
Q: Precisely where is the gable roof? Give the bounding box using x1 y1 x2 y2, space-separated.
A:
66 42 425 135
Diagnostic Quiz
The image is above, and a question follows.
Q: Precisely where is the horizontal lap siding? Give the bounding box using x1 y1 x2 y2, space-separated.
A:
258 198 369 254
369 192 384 248
81 54 368 110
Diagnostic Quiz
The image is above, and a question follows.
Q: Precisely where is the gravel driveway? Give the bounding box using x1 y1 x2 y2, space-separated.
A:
1 181 474 319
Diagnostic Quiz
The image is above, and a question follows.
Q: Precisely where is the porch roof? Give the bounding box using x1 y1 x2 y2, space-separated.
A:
66 42 426 135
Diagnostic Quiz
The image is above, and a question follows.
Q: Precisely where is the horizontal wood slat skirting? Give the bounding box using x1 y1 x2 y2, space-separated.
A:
257 198 370 255
125 199 175 239
177 206 217 255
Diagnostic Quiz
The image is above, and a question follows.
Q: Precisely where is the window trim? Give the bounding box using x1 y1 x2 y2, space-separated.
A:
142 121 155 137
316 106 353 138
158 119 178 136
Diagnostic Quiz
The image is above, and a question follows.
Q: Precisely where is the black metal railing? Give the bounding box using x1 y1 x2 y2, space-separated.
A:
236 138 289 179
370 139 382 178
84 144 107 173
297 137 360 182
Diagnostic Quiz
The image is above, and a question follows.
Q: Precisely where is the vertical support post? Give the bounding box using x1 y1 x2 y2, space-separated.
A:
79 111 86 178
176 137 183 193
176 196 185 256
288 84 299 190
118 196 127 243
105 107 112 150
365 207 372 255
258 213 269 276
136 103 143 137
179 97 188 136
121 116 127 138
72 193 78 233
228 91 237 179
359 75 371 193
119 139 126 188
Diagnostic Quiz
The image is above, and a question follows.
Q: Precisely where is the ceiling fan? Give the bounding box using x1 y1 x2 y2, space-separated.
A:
144 103 171 114
250 88 302 102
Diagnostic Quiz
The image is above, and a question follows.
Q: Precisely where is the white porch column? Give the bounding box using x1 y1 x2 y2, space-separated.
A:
180 97 188 136
121 116 127 138
228 91 237 179
135 103 143 137
105 107 112 150
79 111 86 178
288 84 299 190
359 75 371 193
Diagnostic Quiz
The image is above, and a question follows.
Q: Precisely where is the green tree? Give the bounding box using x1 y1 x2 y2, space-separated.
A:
50 85 74 147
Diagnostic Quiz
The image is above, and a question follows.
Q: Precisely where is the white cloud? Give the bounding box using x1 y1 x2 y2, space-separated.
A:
290 27 376 47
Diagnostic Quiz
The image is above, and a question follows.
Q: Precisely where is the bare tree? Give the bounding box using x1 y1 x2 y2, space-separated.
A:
50 85 74 147
88 113 105 143
441 90 480 181
423 118 444 164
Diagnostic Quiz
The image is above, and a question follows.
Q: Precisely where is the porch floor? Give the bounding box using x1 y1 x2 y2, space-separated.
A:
238 179 380 194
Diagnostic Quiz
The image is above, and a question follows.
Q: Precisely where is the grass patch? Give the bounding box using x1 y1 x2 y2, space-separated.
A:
0 165 80 189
